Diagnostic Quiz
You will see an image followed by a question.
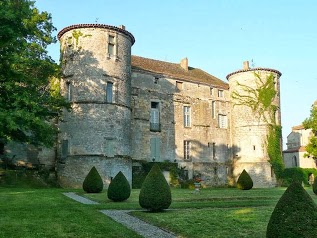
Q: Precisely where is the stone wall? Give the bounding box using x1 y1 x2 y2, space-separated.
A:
228 68 281 187
57 155 132 188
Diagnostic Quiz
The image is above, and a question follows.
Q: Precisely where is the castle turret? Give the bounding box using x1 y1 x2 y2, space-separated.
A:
57 24 135 188
227 61 282 187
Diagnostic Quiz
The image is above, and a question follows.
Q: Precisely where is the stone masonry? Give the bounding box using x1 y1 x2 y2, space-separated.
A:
4 23 283 188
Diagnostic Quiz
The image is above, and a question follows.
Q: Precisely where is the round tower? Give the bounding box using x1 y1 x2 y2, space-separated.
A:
57 24 135 188
227 61 282 187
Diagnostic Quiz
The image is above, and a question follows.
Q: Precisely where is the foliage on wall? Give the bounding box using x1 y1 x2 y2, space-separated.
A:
231 72 277 123
232 72 284 178
303 103 317 160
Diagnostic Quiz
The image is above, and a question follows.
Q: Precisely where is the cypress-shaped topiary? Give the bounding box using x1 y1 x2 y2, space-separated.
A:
266 180 317 237
139 164 172 212
82 166 103 193
107 171 131 202
237 169 253 190
313 176 317 195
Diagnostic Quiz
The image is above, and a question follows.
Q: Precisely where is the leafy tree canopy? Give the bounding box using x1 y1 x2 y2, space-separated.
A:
303 102 317 159
0 0 69 147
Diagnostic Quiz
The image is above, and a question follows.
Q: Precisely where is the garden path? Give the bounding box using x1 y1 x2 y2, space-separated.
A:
63 192 177 238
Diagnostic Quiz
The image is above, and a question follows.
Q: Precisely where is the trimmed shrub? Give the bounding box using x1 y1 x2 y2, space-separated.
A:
82 166 103 193
266 180 317 237
139 164 172 212
237 169 253 190
313 176 317 195
107 171 131 202
281 167 317 186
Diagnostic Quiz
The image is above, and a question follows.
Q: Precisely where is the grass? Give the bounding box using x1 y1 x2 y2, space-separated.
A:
0 187 142 238
1 186 317 238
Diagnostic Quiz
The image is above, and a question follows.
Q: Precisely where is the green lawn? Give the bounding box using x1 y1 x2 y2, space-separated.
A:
1 187 316 238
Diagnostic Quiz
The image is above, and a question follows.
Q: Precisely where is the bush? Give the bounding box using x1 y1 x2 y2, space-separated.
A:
266 180 317 237
132 161 178 188
82 166 103 193
236 169 253 190
107 171 131 202
139 164 172 212
281 168 317 186
313 176 317 195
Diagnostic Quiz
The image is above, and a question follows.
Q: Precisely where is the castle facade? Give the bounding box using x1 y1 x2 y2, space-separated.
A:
34 24 283 188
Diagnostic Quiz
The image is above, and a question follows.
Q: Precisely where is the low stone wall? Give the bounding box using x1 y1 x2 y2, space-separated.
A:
57 155 132 188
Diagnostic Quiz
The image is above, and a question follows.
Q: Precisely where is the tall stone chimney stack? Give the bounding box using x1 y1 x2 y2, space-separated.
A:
180 57 188 71
243 61 250 70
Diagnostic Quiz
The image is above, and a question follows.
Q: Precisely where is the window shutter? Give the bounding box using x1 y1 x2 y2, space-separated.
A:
150 109 159 123
150 137 161 161
155 138 161 161
61 140 69 160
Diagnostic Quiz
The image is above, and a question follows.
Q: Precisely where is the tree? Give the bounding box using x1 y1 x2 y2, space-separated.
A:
266 180 317 237
139 164 172 212
236 169 253 190
303 101 317 160
82 166 103 193
107 171 131 202
0 0 69 148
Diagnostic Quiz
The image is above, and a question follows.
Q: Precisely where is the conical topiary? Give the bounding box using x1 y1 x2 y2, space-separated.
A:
107 171 131 202
237 169 253 190
139 164 172 212
313 176 317 195
82 166 103 193
266 180 317 237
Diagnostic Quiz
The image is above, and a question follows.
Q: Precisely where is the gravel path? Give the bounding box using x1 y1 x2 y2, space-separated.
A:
63 192 177 238
63 192 99 204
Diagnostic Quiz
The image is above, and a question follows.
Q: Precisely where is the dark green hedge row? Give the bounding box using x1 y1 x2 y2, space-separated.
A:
281 167 317 186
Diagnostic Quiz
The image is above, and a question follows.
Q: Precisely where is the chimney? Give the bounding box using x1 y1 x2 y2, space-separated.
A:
180 57 188 71
118 25 126 30
243 61 250 70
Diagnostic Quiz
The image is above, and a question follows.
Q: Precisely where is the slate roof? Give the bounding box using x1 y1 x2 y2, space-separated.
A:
131 56 228 89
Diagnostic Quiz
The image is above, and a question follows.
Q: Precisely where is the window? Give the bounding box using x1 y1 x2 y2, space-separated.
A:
66 82 71 101
212 101 216 119
106 82 113 103
218 89 224 98
218 114 228 128
150 137 161 161
184 106 191 127
210 87 213 95
150 102 160 132
61 139 69 162
104 138 115 157
208 142 216 159
253 145 256 151
184 140 190 160
292 155 298 167
108 35 115 56
176 81 183 90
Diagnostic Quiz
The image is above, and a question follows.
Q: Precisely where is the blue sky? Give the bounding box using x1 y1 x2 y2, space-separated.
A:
35 0 317 148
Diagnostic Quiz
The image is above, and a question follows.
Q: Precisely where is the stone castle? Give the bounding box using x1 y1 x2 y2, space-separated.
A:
5 23 282 188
